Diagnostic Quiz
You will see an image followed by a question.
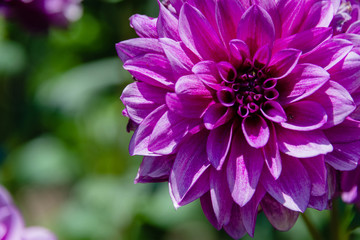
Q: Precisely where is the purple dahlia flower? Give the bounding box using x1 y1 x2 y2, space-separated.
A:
0 0 82 32
117 0 360 238
0 185 57 240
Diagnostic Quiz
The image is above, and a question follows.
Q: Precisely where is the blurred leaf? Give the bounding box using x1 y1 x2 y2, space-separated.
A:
349 206 360 231
36 57 130 114
0 40 26 75
8 135 80 185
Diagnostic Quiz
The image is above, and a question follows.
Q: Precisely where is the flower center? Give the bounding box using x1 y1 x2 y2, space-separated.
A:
216 63 279 118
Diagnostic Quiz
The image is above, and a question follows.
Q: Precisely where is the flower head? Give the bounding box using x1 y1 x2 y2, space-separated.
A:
0 185 57 240
0 0 82 32
117 0 360 238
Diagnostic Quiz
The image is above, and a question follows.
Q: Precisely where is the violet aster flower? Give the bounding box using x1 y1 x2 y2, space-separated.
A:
117 0 360 238
0 185 57 240
0 0 82 32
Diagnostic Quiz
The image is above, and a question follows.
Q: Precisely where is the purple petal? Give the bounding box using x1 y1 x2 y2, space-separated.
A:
209 167 233 227
175 74 212 97
240 185 266 236
300 1 334 30
251 0 281 38
260 101 287 123
253 44 272 67
276 127 333 158
215 0 245 45
223 204 247 239
22 227 57 240
237 5 275 56
300 156 327 196
341 167 360 203
200 192 221 230
347 21 360 34
306 81 355 128
129 105 167 156
149 111 202 154
262 122 282 179
135 155 175 183
308 194 329 211
157 1 180 40
268 48 301 79
116 38 163 63
261 194 299 231
121 82 168 124
273 27 332 54
160 38 193 79
166 92 212 118
325 118 360 143
192 0 217 30
277 63 330 105
325 141 360 170
277 0 305 37
169 130 210 207
300 39 353 70
192 60 219 77
261 154 311 212
203 104 234 130
229 39 250 68
227 129 264 206
329 50 360 93
179 3 227 61
242 115 270 148
207 122 233 170
124 53 175 90
280 100 328 131
129 14 158 38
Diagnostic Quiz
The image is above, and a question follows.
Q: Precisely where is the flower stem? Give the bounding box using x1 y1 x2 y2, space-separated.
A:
301 212 324 240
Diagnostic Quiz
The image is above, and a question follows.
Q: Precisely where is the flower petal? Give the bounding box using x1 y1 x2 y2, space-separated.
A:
260 101 287 123
129 14 158 38
203 103 234 130
324 118 360 143
200 192 221 230
276 127 333 158
300 39 353 70
160 38 194 79
237 5 275 56
251 0 281 38
300 1 334 30
268 48 302 79
157 1 180 40
207 122 234 170
280 100 328 131
227 130 264 207
179 3 227 61
242 115 270 148
149 111 202 154
300 155 327 196
169 130 210 208
166 92 212 118
129 105 167 156
277 63 330 105
223 204 247 240
306 81 356 128
273 27 332 54
277 0 305 37
116 38 163 63
240 185 266 237
261 154 311 212
124 53 175 90
215 0 245 45
210 167 233 227
134 155 175 183
121 82 168 124
325 141 360 170
261 194 299 231
329 50 360 93
262 122 282 179
341 167 360 203
175 74 212 97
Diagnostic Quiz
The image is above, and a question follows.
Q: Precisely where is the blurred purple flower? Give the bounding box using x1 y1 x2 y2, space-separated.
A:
0 185 57 240
0 0 82 32
117 0 360 238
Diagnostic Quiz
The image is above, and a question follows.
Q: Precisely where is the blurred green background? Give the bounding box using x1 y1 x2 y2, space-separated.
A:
1 1 359 239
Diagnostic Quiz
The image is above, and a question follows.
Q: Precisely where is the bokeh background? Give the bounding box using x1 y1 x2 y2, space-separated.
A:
1 0 360 239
